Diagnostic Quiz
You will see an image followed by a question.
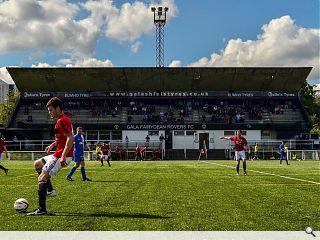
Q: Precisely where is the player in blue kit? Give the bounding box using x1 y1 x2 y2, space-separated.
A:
66 126 92 181
279 141 289 165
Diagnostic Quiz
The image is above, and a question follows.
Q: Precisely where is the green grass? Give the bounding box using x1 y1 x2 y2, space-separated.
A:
0 160 319 231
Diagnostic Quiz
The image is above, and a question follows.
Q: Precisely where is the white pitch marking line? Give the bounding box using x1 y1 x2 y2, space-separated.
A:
201 161 320 185
16 173 37 178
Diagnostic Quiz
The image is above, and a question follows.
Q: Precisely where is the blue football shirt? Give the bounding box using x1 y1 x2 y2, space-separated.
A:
74 134 86 156
279 143 285 153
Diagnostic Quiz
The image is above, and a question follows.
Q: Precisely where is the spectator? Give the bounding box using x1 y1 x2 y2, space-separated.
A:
153 148 162 160
248 145 254 160
125 136 129 150
121 149 126 160
159 134 165 142
27 114 33 122
0 134 9 174
202 114 206 123
254 143 259 160
13 135 18 150
114 145 121 161
236 113 241 123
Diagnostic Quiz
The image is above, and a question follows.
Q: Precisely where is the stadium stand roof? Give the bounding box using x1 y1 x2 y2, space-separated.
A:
7 67 312 92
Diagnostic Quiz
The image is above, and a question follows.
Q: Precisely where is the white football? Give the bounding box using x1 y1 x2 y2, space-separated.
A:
14 198 29 213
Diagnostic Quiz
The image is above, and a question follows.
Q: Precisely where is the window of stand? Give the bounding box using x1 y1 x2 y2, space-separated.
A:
111 131 122 140
186 131 197 136
224 131 234 136
261 130 271 139
148 131 159 136
86 130 99 141
224 130 247 136
174 131 185 136
99 130 111 141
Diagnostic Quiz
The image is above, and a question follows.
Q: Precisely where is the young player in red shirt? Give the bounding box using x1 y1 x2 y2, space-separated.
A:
0 134 9 174
220 130 249 176
153 148 162 160
135 144 145 161
27 97 74 216
114 145 121 161
100 143 111 167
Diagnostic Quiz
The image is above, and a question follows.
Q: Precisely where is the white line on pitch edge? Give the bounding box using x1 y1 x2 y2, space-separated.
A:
201 161 320 185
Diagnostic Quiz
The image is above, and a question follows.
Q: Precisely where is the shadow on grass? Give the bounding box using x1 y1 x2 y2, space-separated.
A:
51 212 170 219
90 180 128 183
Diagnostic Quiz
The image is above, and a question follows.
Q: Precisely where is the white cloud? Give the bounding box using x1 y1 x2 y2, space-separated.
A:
168 60 182 67
1 57 113 86
31 57 114 67
0 0 178 57
31 62 57 68
188 16 319 81
0 67 14 84
130 41 142 53
28 51 46 61
81 0 118 27
105 0 178 42
82 0 178 52
58 57 113 67
0 0 99 55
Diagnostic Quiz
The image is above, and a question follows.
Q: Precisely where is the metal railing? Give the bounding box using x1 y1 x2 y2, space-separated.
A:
4 140 164 151
226 139 319 160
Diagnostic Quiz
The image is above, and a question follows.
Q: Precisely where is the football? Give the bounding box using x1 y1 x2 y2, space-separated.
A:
14 198 29 213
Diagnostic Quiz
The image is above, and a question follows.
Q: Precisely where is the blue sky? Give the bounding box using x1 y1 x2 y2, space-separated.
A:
0 0 319 85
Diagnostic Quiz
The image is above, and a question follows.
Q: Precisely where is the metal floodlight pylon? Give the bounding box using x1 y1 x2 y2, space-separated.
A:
151 6 169 68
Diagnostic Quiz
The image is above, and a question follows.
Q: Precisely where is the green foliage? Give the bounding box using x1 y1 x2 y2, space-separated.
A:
299 82 320 133
0 88 20 126
310 127 320 134
310 95 320 133
299 81 317 115
0 160 319 231
315 95 320 119
315 95 320 106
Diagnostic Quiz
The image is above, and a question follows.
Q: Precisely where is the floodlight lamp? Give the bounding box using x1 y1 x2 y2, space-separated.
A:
151 7 156 12
164 7 169 12
158 7 162 12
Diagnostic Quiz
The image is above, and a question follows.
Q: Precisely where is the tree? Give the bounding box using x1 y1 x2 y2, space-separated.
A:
299 81 317 115
299 82 320 133
0 88 20 126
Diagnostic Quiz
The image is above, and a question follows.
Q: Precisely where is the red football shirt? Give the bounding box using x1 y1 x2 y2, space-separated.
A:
115 146 121 154
100 144 110 155
230 136 248 151
135 146 142 154
0 138 6 153
54 113 74 158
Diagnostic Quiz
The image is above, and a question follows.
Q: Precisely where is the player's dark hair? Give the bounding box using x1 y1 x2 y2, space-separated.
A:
46 97 63 111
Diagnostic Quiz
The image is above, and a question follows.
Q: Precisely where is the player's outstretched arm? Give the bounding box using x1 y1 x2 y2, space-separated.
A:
220 136 230 140
45 141 57 154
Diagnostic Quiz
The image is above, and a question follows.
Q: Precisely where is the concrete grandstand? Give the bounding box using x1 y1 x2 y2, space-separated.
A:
5 66 313 159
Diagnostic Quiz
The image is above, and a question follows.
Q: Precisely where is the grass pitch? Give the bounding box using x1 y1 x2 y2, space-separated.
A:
0 160 319 231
